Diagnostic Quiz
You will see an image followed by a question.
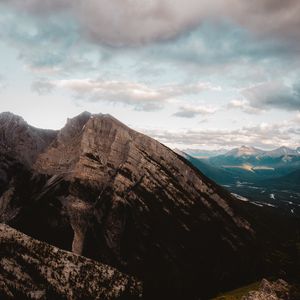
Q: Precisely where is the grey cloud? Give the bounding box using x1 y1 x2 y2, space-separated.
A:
0 8 99 74
242 81 300 111
0 0 219 46
233 1 300 46
141 122 300 149
31 79 55 95
292 113 300 124
2 0 300 85
50 78 216 111
0 0 68 14
173 105 218 118
0 74 7 91
227 99 263 115
3 0 300 47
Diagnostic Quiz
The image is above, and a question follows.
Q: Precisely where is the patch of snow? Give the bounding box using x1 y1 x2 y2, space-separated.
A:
262 202 276 208
231 193 249 202
251 202 264 207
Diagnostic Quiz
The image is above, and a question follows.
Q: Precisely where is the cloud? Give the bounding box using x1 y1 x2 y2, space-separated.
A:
0 74 7 91
227 99 263 114
2 1 300 85
233 1 300 47
31 79 55 95
173 105 218 118
141 121 300 149
291 112 300 124
242 81 300 111
0 0 218 46
2 0 300 47
45 78 216 111
0 7 100 74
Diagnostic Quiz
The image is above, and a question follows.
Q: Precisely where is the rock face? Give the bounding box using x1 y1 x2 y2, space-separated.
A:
242 279 290 300
0 223 142 300
0 112 56 166
0 112 260 299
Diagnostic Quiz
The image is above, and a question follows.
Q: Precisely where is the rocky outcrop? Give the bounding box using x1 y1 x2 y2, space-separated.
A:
242 279 290 300
0 112 56 166
0 112 261 299
0 223 142 300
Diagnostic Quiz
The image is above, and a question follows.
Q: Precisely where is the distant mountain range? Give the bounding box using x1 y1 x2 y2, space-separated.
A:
184 145 300 159
181 148 228 158
180 145 300 182
178 145 300 217
209 145 300 179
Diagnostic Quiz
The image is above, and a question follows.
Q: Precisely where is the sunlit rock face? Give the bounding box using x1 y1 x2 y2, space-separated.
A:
0 112 259 299
242 279 291 300
0 224 142 300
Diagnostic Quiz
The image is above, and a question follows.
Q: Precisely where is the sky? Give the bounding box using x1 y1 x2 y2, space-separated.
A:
0 0 300 150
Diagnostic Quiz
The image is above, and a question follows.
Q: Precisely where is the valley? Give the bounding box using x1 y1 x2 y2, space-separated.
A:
182 146 300 217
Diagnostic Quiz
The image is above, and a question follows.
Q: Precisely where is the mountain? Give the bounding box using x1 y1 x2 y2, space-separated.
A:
214 279 293 300
183 153 237 185
1 112 299 299
182 148 228 158
0 112 260 299
260 169 300 192
221 146 300 159
182 146 300 218
208 145 300 181
0 112 56 166
224 146 264 157
264 146 300 158
0 223 142 299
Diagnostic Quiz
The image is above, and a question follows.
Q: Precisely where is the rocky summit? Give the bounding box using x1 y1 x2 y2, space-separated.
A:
242 279 291 300
0 112 57 166
0 112 273 299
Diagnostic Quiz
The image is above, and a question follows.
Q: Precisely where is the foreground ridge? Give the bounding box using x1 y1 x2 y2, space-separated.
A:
0 223 142 300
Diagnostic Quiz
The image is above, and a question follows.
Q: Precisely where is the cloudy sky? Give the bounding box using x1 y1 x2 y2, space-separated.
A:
0 0 300 150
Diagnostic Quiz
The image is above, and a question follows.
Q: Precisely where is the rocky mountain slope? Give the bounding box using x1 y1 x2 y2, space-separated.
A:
0 112 56 166
242 279 291 300
0 223 142 299
0 112 298 299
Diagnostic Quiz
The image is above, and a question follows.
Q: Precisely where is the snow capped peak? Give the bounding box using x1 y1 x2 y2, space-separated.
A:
267 146 298 157
225 145 263 157
223 145 300 158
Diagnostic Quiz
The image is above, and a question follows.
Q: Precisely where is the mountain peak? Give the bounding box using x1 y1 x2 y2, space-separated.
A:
0 111 26 125
278 146 290 151
267 146 297 157
225 145 263 157
0 111 56 165
35 112 139 178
